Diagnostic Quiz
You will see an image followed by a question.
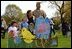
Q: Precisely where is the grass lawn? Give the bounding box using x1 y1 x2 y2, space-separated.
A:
1 32 8 48
51 31 71 48
1 30 71 48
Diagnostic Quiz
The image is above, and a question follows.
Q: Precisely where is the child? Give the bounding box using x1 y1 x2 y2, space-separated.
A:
8 21 21 48
21 18 28 29
8 21 19 38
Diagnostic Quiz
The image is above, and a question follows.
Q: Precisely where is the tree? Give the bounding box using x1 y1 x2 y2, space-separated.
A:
63 1 71 24
5 4 22 18
52 16 61 30
3 4 24 25
48 1 71 33
49 1 71 23
49 1 64 23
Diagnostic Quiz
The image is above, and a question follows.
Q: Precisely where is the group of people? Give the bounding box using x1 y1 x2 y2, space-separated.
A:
1 2 56 47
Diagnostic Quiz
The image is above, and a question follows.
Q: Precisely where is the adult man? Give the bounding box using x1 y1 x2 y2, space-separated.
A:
33 2 46 18
33 2 50 48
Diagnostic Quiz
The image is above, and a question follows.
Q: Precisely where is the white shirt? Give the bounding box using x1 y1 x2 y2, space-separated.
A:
8 26 19 37
50 20 54 29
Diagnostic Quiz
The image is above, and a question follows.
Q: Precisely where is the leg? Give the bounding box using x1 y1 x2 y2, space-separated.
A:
35 38 38 47
50 28 52 38
40 38 45 48
53 29 55 35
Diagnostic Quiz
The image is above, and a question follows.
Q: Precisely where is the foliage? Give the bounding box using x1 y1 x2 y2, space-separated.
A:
3 4 24 25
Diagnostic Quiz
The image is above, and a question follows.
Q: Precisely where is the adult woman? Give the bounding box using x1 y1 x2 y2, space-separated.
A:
27 10 35 34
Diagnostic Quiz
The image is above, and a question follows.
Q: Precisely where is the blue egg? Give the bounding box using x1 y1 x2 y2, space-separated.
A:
14 36 21 44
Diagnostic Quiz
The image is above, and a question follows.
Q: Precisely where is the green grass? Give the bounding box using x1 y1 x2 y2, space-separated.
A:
57 34 71 48
1 32 8 48
53 30 71 48
1 39 8 48
1 30 71 48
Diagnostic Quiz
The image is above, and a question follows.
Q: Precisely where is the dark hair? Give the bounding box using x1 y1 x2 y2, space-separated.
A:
51 18 53 20
11 21 17 25
27 10 31 18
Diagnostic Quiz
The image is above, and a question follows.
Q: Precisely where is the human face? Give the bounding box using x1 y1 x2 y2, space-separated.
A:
23 17 28 22
36 3 41 10
28 11 33 18
13 23 18 27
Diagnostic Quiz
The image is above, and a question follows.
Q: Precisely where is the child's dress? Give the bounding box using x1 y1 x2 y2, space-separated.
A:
34 16 50 40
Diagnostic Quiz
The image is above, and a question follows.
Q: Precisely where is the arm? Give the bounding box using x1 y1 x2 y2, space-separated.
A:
41 10 46 18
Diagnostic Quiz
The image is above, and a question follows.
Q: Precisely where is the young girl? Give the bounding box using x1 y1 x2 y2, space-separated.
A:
8 21 21 48
8 21 19 37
